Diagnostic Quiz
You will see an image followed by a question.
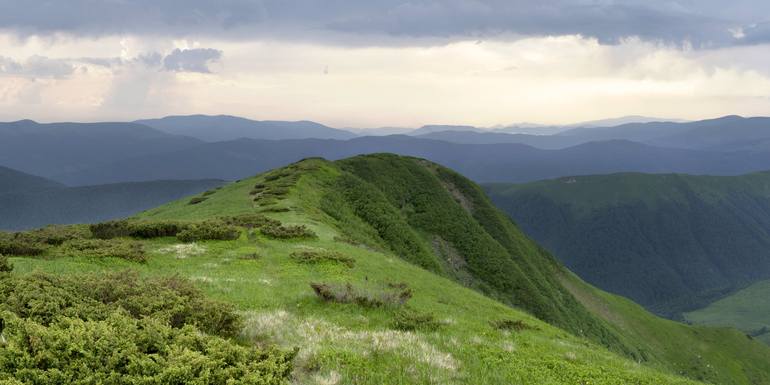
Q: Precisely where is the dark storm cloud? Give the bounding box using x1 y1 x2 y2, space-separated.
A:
0 0 767 46
162 48 223 73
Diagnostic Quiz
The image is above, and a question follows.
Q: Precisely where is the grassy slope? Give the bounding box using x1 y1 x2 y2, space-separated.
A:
485 171 770 316
685 279 770 344
7 156 770 384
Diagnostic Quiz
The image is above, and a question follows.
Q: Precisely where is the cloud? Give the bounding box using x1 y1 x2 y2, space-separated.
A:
162 48 222 73
0 0 769 47
0 55 76 79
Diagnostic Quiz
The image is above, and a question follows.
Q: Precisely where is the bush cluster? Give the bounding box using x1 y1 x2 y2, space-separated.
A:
0 272 243 338
223 214 281 229
188 196 208 205
290 250 355 268
0 234 47 256
490 319 538 332
261 223 316 240
52 238 146 262
177 221 241 243
0 254 11 273
0 272 295 384
391 307 442 332
310 282 412 308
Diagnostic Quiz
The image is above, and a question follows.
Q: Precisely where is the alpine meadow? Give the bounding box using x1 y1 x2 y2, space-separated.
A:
3 1 770 384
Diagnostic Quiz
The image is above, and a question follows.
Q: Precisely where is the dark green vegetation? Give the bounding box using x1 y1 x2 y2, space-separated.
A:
685 279 770 345
485 171 770 318
0 272 295 384
3 155 770 384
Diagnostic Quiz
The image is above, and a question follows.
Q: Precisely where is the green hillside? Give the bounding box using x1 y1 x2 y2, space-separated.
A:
3 155 770 384
485 171 770 317
686 279 770 344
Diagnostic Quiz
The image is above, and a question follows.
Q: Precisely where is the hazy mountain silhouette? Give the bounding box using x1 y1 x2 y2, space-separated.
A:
135 115 357 142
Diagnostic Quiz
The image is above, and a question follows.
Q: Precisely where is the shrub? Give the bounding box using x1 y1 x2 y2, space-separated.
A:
290 250 355 268
310 282 412 308
0 254 11 273
259 207 291 213
23 225 90 245
0 312 296 385
188 196 208 205
90 220 132 239
177 221 240 243
491 319 537 332
0 271 242 338
392 307 442 332
0 233 47 256
53 239 146 262
129 221 186 238
261 223 316 239
224 214 281 229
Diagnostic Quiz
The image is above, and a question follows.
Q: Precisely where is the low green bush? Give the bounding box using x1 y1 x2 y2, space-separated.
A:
177 221 240 243
490 319 538 332
189 196 208 205
310 282 412 308
0 312 296 385
23 225 90 245
392 307 442 332
261 223 316 239
0 254 11 273
0 271 242 338
90 220 132 239
0 233 47 256
224 214 281 229
290 250 355 268
53 238 146 262
129 221 186 238
0 272 296 384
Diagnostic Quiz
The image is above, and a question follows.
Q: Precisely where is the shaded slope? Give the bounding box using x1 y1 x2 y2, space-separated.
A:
0 165 63 194
54 135 770 186
485 171 770 317
0 120 203 178
0 179 224 230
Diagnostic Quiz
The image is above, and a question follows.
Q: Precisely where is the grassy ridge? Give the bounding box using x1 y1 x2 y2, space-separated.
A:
4 155 770 384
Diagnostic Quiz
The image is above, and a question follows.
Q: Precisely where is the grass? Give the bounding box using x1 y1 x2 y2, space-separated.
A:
685 279 770 345
5 156 770 385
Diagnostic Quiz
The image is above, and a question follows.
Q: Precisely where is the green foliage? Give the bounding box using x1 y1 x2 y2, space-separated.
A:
0 234 47 256
90 220 132 239
0 272 242 338
53 238 146 262
485 172 770 317
491 319 538 332
290 250 355 268
391 307 442 332
310 282 412 308
0 311 295 384
189 196 208 205
320 173 442 272
177 221 241 243
224 213 281 229
129 221 187 238
260 223 316 239
0 254 11 273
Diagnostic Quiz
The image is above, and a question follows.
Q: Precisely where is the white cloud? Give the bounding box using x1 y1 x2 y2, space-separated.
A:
1 34 768 126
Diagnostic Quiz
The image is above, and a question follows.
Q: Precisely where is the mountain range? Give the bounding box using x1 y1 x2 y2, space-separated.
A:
0 165 223 230
5 155 770 385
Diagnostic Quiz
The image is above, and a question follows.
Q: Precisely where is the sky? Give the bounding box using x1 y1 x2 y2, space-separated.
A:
0 0 769 128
